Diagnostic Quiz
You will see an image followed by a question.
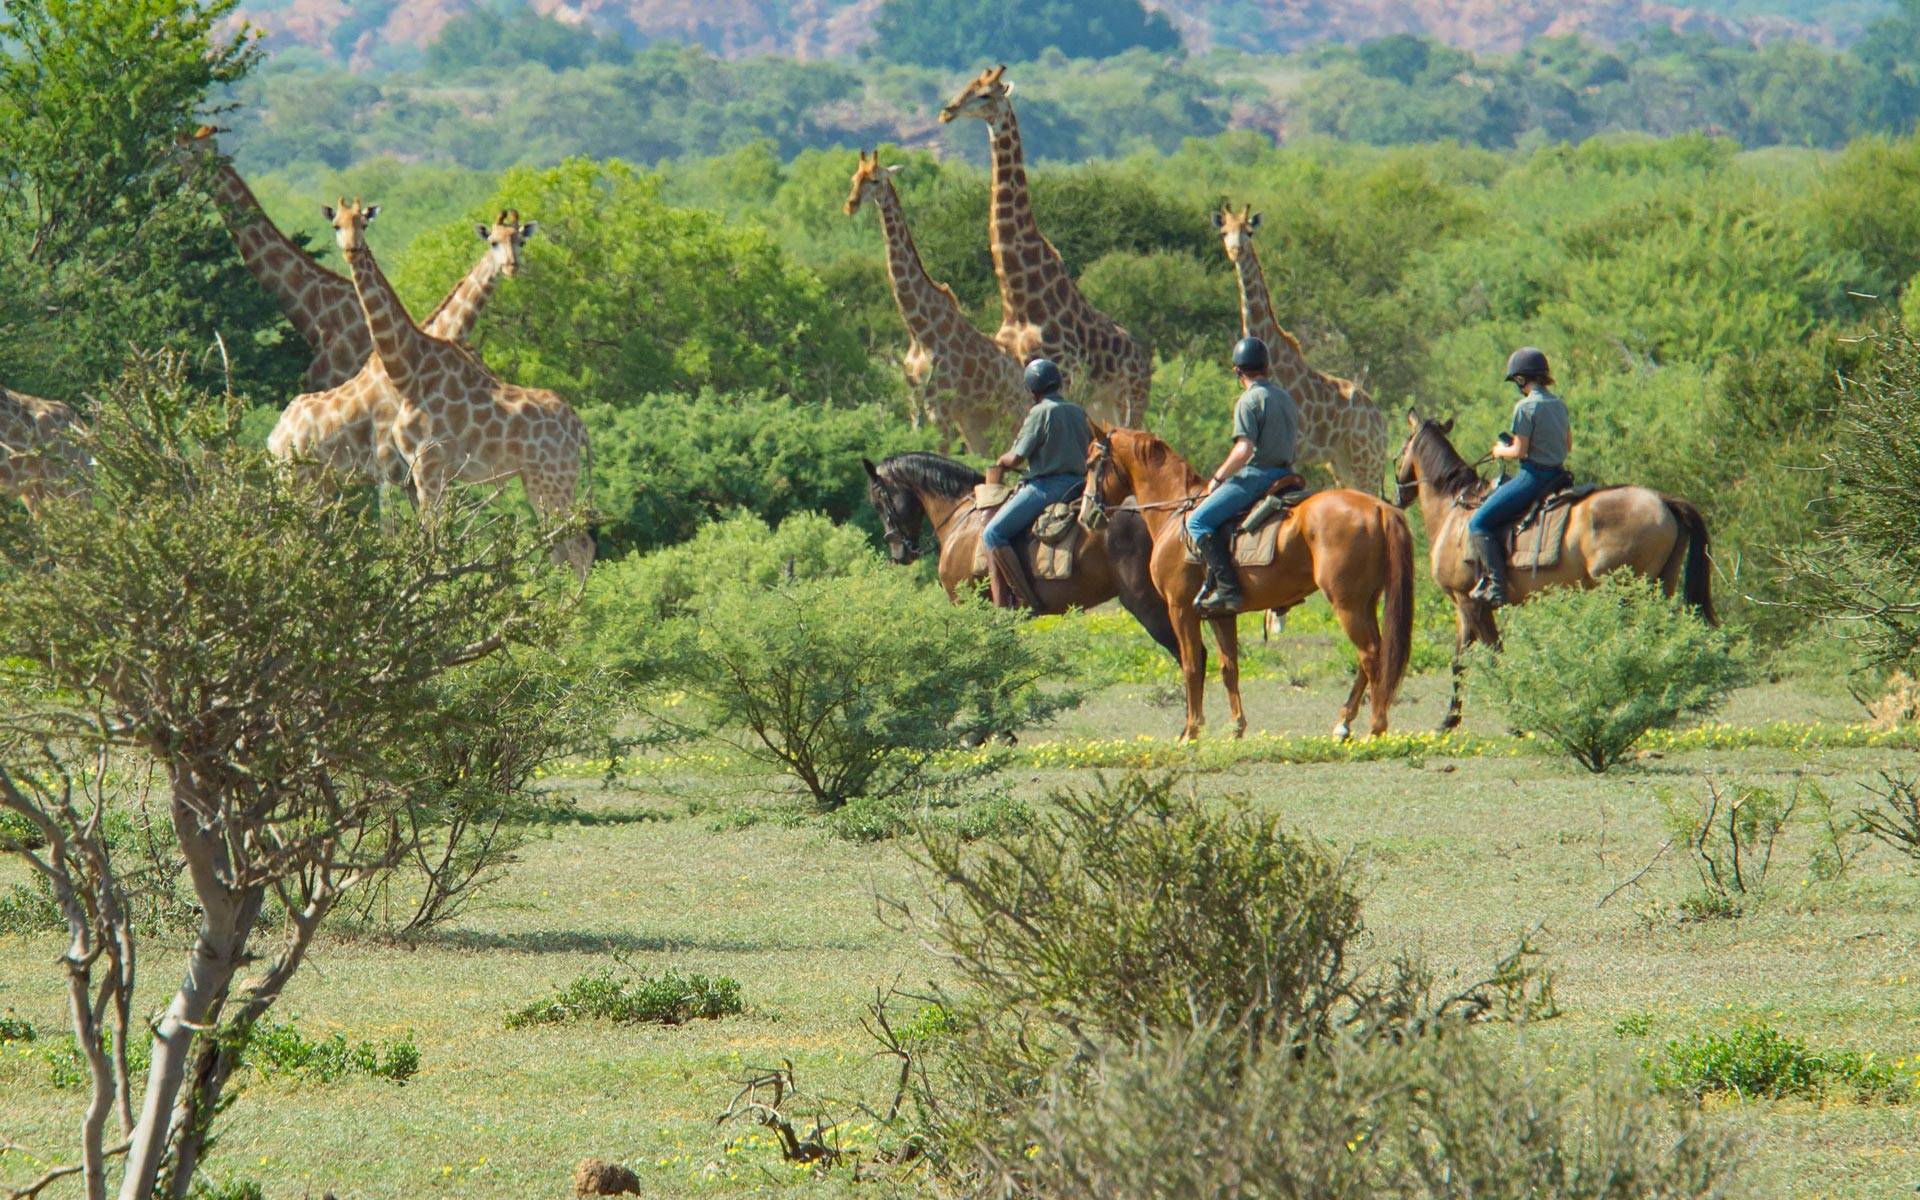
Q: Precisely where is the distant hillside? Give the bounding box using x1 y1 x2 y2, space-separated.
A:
236 0 1888 69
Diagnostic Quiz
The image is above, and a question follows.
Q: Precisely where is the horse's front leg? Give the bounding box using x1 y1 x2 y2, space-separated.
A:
1209 615 1247 739
1440 604 1470 732
1172 604 1208 741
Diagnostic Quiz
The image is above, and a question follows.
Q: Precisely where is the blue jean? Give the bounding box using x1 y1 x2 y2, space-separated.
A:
1185 465 1293 540
981 473 1082 549
1468 462 1561 538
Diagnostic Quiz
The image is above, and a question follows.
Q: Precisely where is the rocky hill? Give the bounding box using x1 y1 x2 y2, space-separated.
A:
237 0 1874 68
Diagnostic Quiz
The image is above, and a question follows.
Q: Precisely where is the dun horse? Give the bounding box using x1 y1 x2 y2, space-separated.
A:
1084 429 1415 741
1394 411 1714 729
862 452 1221 663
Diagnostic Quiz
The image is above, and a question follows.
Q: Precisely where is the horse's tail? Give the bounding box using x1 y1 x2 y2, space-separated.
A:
1662 496 1715 626
1379 503 1416 707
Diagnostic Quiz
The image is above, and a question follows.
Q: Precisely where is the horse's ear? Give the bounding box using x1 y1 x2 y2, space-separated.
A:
1406 409 1420 430
1088 418 1109 440
862 457 880 479
1440 417 1455 434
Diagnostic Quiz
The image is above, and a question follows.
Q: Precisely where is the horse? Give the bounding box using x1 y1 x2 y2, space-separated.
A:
862 451 1222 665
1392 410 1715 730
1084 428 1415 741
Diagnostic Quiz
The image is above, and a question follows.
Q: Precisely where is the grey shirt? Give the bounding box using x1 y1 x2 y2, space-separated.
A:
1232 379 1299 471
1512 388 1570 468
1010 394 1093 479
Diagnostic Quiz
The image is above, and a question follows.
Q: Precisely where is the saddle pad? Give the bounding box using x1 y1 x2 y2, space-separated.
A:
1031 500 1078 544
1181 516 1285 569
973 481 1013 509
1510 501 1572 572
971 533 1077 581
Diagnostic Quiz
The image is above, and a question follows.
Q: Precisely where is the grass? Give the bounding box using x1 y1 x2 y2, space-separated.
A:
0 671 1916 1198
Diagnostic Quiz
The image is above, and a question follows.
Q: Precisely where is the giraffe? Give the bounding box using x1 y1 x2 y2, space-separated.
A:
846 151 1025 457
268 211 539 497
1215 205 1389 494
938 66 1152 427
0 386 88 515
325 199 593 581
174 127 373 391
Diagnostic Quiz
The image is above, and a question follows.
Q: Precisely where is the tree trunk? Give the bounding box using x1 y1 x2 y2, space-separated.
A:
117 768 263 1200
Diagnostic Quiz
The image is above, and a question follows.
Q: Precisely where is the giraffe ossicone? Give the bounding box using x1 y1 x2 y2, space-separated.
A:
846 149 1025 456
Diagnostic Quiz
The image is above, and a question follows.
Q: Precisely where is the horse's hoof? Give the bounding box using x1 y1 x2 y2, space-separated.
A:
1233 722 1248 741
1332 723 1352 742
1436 718 1460 734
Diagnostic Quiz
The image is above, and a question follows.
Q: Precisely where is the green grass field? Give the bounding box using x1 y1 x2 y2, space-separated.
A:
3 649 1918 1199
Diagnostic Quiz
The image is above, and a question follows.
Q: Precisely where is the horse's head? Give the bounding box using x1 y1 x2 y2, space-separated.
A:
1082 431 1134 530
1394 408 1454 509
862 457 926 565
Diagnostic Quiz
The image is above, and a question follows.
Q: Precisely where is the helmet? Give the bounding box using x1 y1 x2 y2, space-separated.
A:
1024 357 1064 395
1231 337 1270 373
1504 347 1550 381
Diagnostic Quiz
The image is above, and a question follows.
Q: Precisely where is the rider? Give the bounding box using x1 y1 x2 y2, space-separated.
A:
981 357 1093 611
1467 346 1572 607
1186 336 1300 613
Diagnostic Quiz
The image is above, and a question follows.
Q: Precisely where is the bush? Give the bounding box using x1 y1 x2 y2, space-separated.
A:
824 782 1034 844
505 967 743 1028
1469 573 1749 772
1857 771 1920 865
1660 780 1799 919
645 569 1080 810
1650 1019 1910 1103
583 394 931 557
245 1021 420 1084
1008 1020 1747 1200
0 1011 35 1042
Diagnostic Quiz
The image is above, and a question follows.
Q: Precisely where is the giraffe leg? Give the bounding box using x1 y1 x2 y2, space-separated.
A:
524 469 593 585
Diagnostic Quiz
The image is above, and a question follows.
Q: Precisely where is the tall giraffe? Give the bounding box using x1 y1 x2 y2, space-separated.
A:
0 386 87 515
1216 205 1389 493
175 128 371 391
269 211 539 494
938 66 1152 427
846 151 1025 457
325 199 593 580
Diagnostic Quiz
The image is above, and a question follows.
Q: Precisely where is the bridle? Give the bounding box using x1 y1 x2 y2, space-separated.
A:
1393 422 1495 511
871 471 977 562
1083 436 1203 529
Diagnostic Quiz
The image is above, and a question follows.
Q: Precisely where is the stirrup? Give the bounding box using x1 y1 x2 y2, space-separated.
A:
1469 576 1508 607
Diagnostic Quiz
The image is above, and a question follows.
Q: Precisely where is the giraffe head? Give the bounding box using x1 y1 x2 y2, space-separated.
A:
1214 204 1263 263
474 209 538 277
323 198 380 258
843 150 903 216
938 64 1010 125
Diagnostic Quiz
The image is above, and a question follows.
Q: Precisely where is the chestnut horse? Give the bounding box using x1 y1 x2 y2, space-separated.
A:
1393 411 1715 730
863 452 1233 664
1085 429 1415 740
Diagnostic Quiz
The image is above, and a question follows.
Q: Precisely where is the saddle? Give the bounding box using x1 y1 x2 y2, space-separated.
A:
971 479 1089 581
1468 469 1614 572
1182 472 1312 569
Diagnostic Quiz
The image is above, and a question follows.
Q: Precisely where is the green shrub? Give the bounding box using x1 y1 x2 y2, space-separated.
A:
0 1011 35 1042
505 967 743 1028
245 1021 420 1085
645 570 1080 810
1007 1020 1746 1200
1857 771 1920 865
1650 1019 1908 1103
1661 780 1798 919
1469 573 1749 772
0 878 62 934
825 782 1034 844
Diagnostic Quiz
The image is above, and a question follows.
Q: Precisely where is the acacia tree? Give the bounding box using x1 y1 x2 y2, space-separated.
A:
0 355 578 1200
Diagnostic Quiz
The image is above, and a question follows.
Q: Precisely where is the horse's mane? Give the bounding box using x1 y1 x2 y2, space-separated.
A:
1411 420 1485 499
876 451 984 500
1110 428 1205 490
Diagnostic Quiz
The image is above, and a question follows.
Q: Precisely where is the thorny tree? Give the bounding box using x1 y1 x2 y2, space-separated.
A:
0 354 578 1200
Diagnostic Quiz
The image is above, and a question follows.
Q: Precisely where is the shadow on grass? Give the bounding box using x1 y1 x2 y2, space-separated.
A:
412 927 874 955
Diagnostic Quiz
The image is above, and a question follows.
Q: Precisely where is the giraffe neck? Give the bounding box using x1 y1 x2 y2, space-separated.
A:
1230 242 1311 388
987 107 1060 320
341 242 436 393
421 249 504 342
872 181 977 349
201 159 352 348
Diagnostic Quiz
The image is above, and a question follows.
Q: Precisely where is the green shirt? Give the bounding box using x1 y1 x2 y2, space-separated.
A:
1010 394 1093 478
1232 379 1299 470
1512 388 1570 468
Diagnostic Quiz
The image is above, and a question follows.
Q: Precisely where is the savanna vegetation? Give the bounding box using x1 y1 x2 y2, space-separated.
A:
5 0 1920 1196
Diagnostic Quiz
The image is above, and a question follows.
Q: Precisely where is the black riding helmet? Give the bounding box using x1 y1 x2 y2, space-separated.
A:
1504 346 1550 382
1024 357 1063 395
1231 336 1270 373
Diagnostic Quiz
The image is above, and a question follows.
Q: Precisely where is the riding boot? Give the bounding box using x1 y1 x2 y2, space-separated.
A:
1468 531 1511 607
1196 534 1244 612
989 543 1044 613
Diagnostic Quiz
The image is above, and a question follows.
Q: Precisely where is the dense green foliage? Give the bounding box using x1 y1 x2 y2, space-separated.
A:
504 967 744 1028
0 0 306 400
872 0 1179 69
1649 1019 1910 1102
1470 575 1750 772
